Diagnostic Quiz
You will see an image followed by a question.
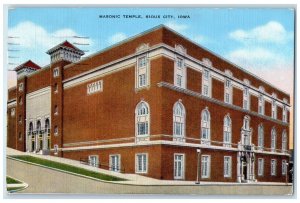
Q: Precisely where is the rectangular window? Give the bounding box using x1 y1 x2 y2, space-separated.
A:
201 155 210 178
138 56 147 68
224 156 232 177
136 154 147 173
139 74 146 87
176 74 182 87
282 160 287 175
224 131 231 147
203 85 209 96
243 100 248 110
225 93 230 103
174 154 184 179
225 79 230 88
204 69 209 79
54 126 58 135
88 155 99 167
87 80 103 95
258 158 264 176
18 83 23 91
110 155 120 172
11 108 15 117
174 122 183 136
177 58 183 68
137 122 148 136
54 144 58 155
53 67 59 78
271 159 277 176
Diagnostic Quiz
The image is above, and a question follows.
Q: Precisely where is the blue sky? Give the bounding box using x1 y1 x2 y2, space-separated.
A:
7 7 294 93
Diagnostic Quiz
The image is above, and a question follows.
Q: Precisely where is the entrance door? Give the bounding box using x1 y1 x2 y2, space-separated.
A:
242 162 247 181
174 154 184 179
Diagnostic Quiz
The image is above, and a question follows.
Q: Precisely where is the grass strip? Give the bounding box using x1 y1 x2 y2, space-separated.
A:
6 176 22 184
10 155 126 181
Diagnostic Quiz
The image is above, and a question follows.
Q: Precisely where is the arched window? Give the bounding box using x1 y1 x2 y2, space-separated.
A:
36 120 41 134
45 118 50 150
45 119 50 133
173 101 185 139
201 108 210 145
282 130 287 152
258 124 264 150
271 127 277 152
223 115 231 147
135 101 150 138
242 116 251 146
29 122 33 134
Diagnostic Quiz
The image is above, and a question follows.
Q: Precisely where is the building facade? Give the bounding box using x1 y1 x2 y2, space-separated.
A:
7 25 291 182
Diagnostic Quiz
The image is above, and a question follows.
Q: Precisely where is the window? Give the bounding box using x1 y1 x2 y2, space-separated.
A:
202 69 211 97
54 105 58 115
243 116 250 131
282 130 287 152
173 101 185 139
54 144 58 155
258 124 264 150
19 96 22 105
271 100 277 119
10 108 15 117
18 83 23 91
204 69 209 79
138 56 147 68
87 80 103 95
201 155 210 178
18 132 22 141
283 105 287 122
243 87 250 110
110 154 120 172
224 79 232 104
258 158 264 176
201 109 210 145
174 154 184 179
53 67 59 78
54 83 58 93
88 155 99 167
137 55 149 88
176 74 182 87
177 58 183 68
224 156 232 177
136 101 150 137
271 159 277 176
223 115 231 147
18 115 22 124
282 160 287 175
258 95 265 115
174 57 186 88
271 128 276 152
139 74 146 87
54 126 58 135
136 153 148 173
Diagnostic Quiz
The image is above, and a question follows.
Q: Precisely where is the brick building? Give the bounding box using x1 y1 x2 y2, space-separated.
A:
7 25 291 182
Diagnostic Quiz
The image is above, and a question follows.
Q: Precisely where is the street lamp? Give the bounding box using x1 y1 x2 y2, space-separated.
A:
196 148 201 184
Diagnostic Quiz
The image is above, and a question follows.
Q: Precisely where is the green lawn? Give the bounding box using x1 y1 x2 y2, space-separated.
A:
7 186 25 192
6 176 21 184
10 155 126 181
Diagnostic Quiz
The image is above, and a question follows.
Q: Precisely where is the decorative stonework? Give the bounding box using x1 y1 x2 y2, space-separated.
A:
175 44 187 55
136 43 149 52
202 58 212 67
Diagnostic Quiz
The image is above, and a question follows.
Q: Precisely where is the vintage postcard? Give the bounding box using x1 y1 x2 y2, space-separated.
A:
4 6 294 196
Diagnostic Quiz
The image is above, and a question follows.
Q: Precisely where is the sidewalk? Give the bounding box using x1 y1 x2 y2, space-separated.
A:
6 147 293 186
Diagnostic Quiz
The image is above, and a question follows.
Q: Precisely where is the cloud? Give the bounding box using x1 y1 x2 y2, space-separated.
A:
229 21 293 44
7 21 93 66
226 47 293 94
164 21 188 33
108 32 127 44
